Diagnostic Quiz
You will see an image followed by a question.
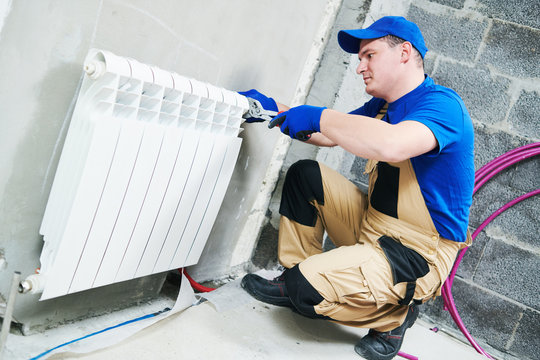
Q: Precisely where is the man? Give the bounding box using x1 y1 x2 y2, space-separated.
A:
240 16 474 360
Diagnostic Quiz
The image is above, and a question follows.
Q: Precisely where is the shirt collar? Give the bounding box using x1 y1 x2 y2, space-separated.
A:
387 75 432 118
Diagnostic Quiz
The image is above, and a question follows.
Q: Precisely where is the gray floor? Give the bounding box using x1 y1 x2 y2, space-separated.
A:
8 277 490 360
66 303 487 360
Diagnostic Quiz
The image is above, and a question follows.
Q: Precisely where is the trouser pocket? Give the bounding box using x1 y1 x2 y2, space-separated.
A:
378 235 429 305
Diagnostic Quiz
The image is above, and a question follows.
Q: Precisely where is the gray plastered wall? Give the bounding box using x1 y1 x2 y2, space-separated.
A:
254 0 539 359
0 0 538 357
0 0 329 332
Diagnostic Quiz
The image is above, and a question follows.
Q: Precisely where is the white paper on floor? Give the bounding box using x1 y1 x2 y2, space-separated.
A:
38 272 196 359
199 269 282 312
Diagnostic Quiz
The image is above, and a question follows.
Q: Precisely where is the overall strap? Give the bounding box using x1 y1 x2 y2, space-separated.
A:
364 103 388 175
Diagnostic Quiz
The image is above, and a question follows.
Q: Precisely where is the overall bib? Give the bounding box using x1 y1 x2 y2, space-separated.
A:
277 110 470 331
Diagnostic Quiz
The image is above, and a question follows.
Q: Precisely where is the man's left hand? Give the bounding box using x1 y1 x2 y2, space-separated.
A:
268 105 326 141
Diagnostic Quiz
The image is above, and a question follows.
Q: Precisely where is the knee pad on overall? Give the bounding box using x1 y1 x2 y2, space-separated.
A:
285 264 330 320
280 160 324 227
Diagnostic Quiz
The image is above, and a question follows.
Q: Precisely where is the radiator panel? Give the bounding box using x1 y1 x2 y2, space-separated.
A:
183 138 242 267
39 49 248 300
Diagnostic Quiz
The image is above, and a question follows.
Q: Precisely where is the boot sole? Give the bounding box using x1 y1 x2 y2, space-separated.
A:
240 276 295 308
354 305 419 360
354 341 403 360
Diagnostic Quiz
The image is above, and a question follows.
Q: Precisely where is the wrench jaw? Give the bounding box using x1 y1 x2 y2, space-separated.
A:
243 97 278 122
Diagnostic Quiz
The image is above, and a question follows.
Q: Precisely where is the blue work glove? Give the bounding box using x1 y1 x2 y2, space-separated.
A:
238 89 278 123
268 105 326 141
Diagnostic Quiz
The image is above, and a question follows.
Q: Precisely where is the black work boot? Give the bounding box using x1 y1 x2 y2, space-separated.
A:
354 304 419 360
241 270 293 308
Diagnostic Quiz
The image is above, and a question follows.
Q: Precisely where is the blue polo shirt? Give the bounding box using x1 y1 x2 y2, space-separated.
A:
349 76 474 242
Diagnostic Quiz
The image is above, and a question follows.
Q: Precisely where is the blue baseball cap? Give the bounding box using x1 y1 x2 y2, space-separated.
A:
338 16 428 58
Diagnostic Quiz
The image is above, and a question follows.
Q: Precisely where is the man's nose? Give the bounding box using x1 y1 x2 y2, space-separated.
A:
356 60 366 74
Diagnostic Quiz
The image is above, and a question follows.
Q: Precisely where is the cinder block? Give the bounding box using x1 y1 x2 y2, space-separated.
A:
350 156 369 189
323 234 337 252
456 231 489 279
251 222 279 269
407 5 487 62
473 238 540 310
427 278 520 351
421 295 455 328
428 0 465 9
471 180 539 249
486 191 539 248
423 52 437 75
431 62 511 125
507 155 540 193
508 90 540 139
510 308 540 359
471 0 540 29
474 125 539 196
471 127 539 248
473 123 529 171
479 20 540 78
470 177 522 227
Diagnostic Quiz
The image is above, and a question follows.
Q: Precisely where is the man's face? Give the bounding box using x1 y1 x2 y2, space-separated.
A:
356 38 402 99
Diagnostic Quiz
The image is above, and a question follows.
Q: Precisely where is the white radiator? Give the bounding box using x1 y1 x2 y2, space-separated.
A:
38 49 249 300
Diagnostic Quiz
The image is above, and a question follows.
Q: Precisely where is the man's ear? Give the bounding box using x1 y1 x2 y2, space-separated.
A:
400 42 414 63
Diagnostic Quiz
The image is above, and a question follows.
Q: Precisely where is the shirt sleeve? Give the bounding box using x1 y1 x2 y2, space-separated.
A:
404 91 467 154
348 97 386 117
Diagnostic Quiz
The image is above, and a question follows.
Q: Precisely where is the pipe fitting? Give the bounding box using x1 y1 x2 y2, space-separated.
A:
84 60 106 79
18 274 46 294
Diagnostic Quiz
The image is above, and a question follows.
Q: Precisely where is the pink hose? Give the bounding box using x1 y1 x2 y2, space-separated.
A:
475 143 540 182
441 189 539 358
397 351 418 360
475 143 539 180
439 143 540 358
183 143 539 360
448 144 540 288
474 148 540 193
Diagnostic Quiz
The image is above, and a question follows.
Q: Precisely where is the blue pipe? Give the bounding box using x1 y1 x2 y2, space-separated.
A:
29 307 170 359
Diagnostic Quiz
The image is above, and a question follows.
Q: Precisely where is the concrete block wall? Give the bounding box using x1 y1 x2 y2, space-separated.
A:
405 2 539 359
254 0 539 358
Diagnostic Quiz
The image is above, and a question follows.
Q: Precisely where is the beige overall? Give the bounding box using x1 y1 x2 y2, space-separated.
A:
278 110 470 332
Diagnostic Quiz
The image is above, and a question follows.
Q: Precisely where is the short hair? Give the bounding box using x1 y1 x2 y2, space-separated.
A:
382 35 424 68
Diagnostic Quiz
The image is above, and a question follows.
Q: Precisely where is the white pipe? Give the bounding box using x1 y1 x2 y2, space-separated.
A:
18 274 46 294
0 271 20 357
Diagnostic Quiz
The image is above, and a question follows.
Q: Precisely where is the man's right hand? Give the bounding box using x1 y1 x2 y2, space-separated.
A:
238 89 278 123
